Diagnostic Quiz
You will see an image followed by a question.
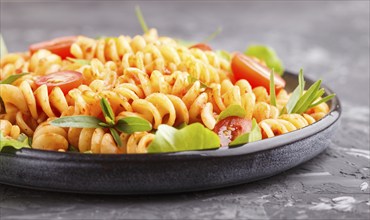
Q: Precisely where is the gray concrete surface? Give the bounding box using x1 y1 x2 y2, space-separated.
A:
0 1 369 219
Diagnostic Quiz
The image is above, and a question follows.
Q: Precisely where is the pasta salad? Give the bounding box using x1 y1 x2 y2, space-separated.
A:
0 27 334 154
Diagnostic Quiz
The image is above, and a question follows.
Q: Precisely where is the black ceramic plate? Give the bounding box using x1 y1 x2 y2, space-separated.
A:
0 71 341 194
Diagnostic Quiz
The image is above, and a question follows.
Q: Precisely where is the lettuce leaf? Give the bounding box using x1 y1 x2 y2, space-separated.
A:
245 45 284 75
229 119 262 146
217 104 246 122
0 132 31 152
147 123 220 153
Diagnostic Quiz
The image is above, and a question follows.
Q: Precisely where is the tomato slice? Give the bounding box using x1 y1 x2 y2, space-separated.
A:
231 52 286 93
35 71 83 94
213 116 252 147
189 43 212 51
29 36 77 59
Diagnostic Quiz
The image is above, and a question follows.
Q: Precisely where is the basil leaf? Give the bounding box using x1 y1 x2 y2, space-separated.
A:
229 119 261 146
100 98 115 125
0 72 30 84
50 116 103 128
110 128 122 147
269 69 277 107
245 45 284 75
135 5 149 34
115 117 152 134
0 34 8 58
67 57 90 65
147 123 220 153
0 131 30 152
217 104 246 122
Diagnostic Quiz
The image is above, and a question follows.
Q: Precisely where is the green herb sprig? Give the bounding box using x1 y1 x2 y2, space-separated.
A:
281 69 335 115
0 34 8 58
51 97 152 147
135 6 149 34
0 72 30 84
269 69 277 107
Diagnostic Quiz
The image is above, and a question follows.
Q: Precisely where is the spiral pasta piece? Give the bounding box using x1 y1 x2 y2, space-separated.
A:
259 119 297 138
0 119 21 139
32 120 69 151
67 127 121 154
124 132 156 154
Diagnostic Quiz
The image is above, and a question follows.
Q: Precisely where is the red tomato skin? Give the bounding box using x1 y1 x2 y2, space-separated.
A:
35 71 83 94
231 52 286 93
213 116 252 147
29 36 77 59
189 43 213 51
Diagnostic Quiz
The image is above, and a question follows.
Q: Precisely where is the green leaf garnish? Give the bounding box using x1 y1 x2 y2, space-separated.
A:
282 69 335 114
147 123 220 153
50 116 103 128
67 57 90 65
245 45 284 75
0 34 8 58
187 75 209 88
110 128 122 147
115 117 152 134
0 72 30 84
100 98 115 125
202 26 222 43
309 94 336 108
269 69 277 107
229 119 262 146
135 5 149 34
0 131 30 152
217 104 246 122
281 69 304 114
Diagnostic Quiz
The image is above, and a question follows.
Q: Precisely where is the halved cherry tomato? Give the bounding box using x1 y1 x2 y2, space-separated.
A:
189 43 212 51
231 52 286 93
35 71 83 94
213 116 252 147
29 36 77 59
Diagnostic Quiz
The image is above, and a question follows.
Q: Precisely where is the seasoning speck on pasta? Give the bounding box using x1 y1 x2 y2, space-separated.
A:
0 29 334 154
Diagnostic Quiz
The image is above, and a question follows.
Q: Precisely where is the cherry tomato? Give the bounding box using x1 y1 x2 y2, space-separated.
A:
29 36 77 59
213 116 252 147
231 52 286 93
35 71 83 94
189 43 212 51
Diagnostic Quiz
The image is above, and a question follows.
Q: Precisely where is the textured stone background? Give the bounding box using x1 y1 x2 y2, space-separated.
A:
0 1 369 219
